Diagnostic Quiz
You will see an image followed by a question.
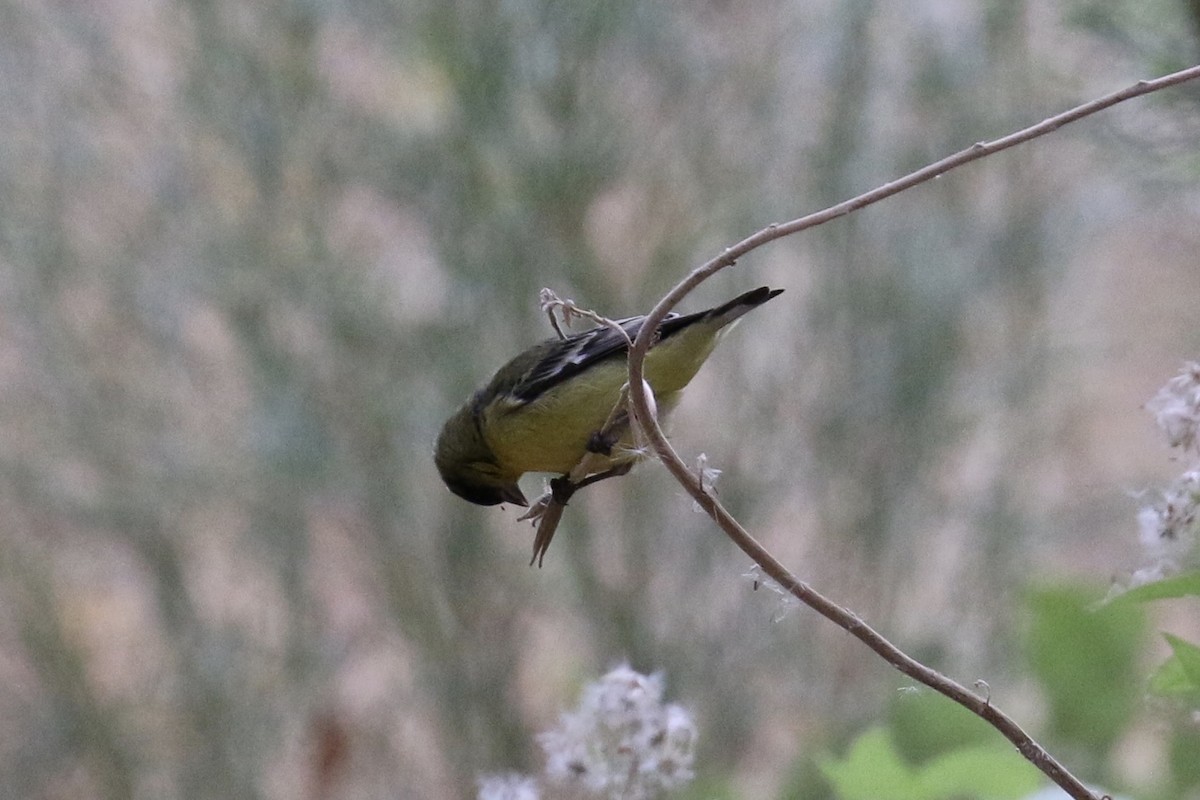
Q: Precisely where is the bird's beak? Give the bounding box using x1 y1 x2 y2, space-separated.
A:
500 483 529 507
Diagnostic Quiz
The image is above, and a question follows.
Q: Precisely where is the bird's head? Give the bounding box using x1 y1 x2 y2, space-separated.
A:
440 471 529 507
434 405 528 507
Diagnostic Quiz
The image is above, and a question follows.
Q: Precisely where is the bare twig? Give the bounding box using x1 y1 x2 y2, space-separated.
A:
625 65 1200 800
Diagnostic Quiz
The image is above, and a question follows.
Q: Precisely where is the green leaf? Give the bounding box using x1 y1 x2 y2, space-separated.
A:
1024 585 1144 752
1164 634 1200 687
1148 651 1195 697
1147 637 1200 705
1109 571 1200 605
819 728 923 800
918 745 1043 800
1168 724 1200 789
1156 633 1200 710
821 728 1044 800
889 689 996 763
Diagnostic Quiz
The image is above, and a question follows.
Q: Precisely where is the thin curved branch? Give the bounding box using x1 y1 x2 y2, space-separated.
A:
626 64 1200 800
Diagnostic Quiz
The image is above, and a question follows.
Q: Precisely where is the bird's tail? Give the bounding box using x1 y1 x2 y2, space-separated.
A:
705 286 785 328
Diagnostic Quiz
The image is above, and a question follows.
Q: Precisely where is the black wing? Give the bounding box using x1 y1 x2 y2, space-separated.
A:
506 287 781 406
511 311 684 404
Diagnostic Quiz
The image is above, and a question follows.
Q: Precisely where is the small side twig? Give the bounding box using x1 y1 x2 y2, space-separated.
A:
539 288 628 341
624 64 1200 800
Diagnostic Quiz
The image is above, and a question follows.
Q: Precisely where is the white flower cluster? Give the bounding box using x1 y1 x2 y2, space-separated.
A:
538 664 697 800
1146 362 1200 453
1133 363 1200 585
476 665 697 800
477 773 540 800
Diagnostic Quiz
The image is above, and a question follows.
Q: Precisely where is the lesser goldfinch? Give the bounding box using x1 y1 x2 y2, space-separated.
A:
435 286 783 506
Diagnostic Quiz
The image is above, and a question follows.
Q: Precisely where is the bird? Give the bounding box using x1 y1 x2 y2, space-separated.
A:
434 286 784 508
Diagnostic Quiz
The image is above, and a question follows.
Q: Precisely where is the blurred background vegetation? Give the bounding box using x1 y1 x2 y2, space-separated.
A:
1 1 1199 798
